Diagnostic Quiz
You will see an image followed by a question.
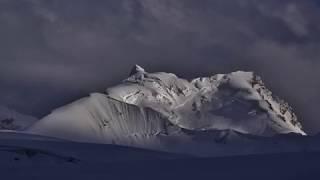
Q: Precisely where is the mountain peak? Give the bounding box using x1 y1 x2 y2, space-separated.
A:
129 64 145 76
108 69 305 136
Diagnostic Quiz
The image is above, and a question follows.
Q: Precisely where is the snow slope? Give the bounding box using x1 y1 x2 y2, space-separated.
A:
0 105 38 130
0 132 320 180
0 131 184 164
30 93 171 148
29 65 306 155
2 151 320 179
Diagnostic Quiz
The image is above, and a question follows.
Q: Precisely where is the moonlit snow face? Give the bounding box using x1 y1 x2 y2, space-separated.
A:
29 65 305 155
107 65 305 136
30 93 172 148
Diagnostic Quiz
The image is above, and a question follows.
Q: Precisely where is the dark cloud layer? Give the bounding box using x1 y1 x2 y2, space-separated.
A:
1 0 320 134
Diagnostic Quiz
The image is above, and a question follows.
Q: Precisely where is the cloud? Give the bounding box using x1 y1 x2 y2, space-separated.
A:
1 0 320 133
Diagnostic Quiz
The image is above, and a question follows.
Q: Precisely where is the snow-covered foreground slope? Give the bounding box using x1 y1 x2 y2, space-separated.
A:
29 65 306 156
3 152 319 180
0 132 184 164
0 132 319 180
0 106 38 130
2 151 320 179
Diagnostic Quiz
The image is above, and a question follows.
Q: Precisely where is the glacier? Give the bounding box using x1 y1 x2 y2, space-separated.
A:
28 65 306 155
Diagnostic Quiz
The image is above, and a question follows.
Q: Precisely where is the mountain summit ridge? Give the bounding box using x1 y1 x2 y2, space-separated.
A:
107 65 305 136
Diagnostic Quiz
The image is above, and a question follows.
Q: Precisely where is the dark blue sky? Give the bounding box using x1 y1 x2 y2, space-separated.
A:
1 0 320 134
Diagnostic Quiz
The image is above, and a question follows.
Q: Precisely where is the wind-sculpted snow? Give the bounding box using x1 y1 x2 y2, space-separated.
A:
29 93 242 156
29 65 306 155
30 93 172 148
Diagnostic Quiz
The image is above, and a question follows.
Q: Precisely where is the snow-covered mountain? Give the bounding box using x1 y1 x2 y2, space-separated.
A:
29 65 306 155
108 65 304 136
0 105 38 130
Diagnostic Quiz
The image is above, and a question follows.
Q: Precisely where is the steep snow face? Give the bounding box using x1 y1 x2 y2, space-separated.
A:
106 65 305 136
30 93 175 148
0 106 38 130
29 93 264 155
